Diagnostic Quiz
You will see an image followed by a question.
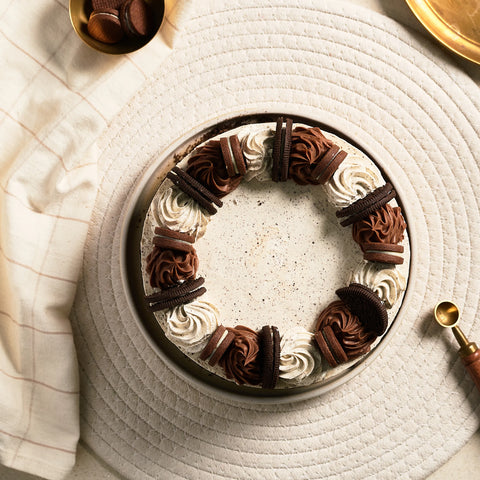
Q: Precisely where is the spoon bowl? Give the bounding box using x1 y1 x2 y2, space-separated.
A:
434 300 460 328
432 300 480 392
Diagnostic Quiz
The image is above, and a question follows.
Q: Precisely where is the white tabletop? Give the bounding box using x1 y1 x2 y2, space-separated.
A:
1 0 478 479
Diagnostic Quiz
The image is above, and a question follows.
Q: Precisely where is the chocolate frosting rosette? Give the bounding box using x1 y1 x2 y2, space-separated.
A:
352 203 406 264
314 300 376 366
146 248 199 289
186 140 242 198
219 325 262 385
288 127 333 185
352 203 406 248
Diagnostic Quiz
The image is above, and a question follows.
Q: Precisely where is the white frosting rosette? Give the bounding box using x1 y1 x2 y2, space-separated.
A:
349 261 406 309
165 300 219 353
238 126 274 181
150 186 211 239
323 153 385 208
279 327 318 382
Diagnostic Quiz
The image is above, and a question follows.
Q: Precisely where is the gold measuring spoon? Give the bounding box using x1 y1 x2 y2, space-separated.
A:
434 301 480 392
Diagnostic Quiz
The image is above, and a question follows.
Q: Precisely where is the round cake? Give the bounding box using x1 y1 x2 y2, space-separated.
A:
139 116 410 391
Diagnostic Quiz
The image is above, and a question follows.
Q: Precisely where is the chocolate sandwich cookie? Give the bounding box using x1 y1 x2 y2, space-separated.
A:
220 135 247 177
92 0 125 10
152 236 195 253
336 183 396 227
271 117 293 182
314 325 348 367
87 8 124 44
154 227 195 243
199 325 236 366
152 226 196 253
260 325 281 389
145 277 206 311
120 0 152 37
336 283 388 336
167 167 223 215
310 145 348 184
362 242 404 265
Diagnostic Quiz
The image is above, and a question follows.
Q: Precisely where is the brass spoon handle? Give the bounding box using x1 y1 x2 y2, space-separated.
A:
462 350 480 392
452 325 480 393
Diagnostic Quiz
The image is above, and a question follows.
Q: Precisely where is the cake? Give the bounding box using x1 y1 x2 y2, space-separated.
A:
140 117 409 390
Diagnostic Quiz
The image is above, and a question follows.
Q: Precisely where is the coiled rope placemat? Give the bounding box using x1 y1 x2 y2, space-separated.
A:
71 1 480 478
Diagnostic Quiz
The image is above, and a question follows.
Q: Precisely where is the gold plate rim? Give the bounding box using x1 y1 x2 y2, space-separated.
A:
405 0 480 65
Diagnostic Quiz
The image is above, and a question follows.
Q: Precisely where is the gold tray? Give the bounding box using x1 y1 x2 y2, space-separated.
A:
406 0 480 64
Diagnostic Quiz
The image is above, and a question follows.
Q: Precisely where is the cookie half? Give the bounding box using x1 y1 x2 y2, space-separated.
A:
199 325 236 366
271 117 293 182
311 145 348 184
314 325 348 367
336 183 396 227
145 277 206 311
260 325 281 389
336 283 388 336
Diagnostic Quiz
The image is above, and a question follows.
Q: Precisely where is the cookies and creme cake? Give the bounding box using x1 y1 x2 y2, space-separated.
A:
139 116 410 390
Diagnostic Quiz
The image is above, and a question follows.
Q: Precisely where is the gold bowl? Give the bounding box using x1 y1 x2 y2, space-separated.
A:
69 0 165 55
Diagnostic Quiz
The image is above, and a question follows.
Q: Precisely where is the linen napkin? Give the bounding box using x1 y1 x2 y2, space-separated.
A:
0 1 191 478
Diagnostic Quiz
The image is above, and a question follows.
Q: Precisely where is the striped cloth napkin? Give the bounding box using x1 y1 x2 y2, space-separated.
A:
0 1 190 478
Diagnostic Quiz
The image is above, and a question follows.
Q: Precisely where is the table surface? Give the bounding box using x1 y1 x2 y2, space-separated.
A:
2 0 479 479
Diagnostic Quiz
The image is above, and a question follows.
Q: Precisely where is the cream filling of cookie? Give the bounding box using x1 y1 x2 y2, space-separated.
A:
96 12 119 20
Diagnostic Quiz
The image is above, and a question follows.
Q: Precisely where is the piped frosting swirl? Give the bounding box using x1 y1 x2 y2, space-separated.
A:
151 186 211 239
289 127 333 185
186 140 242 198
315 301 376 359
323 153 385 208
165 300 219 353
349 262 406 308
146 248 198 289
239 126 274 181
279 327 317 382
352 204 406 248
219 325 262 385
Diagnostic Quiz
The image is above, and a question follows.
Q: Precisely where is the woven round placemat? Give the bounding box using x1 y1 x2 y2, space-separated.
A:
71 1 480 478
